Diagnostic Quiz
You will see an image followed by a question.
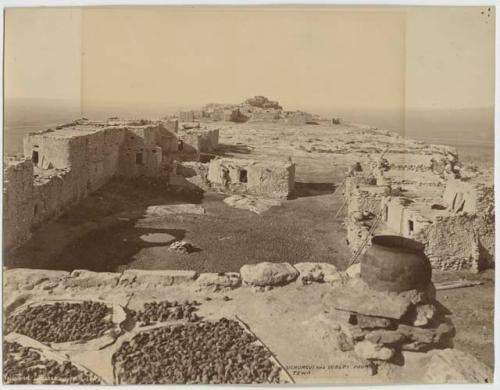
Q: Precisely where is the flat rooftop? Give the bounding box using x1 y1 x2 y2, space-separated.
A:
26 119 160 140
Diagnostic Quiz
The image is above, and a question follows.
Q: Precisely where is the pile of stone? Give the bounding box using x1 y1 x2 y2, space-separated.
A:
324 236 455 362
168 240 195 254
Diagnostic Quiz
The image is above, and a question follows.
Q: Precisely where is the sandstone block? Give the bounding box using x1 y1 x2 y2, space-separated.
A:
354 340 394 361
412 304 437 327
399 318 455 351
195 272 241 291
365 330 406 347
423 349 493 384
240 262 299 286
325 286 412 320
4 268 70 291
64 270 121 289
357 314 394 330
294 262 341 284
119 269 198 288
337 332 354 352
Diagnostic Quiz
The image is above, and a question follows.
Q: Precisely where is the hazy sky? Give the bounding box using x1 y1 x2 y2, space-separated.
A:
4 6 495 120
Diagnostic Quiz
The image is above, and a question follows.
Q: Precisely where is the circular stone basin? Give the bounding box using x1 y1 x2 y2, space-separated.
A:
361 235 432 293
140 233 176 244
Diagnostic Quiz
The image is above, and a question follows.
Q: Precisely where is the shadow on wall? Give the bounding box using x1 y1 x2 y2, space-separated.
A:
4 177 205 272
289 182 338 200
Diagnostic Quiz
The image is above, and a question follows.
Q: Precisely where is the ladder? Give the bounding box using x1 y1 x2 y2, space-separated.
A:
333 179 347 218
347 202 388 267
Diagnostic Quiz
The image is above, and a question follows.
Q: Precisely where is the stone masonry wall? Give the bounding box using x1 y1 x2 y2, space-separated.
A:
6 123 183 252
3 160 35 251
423 214 479 271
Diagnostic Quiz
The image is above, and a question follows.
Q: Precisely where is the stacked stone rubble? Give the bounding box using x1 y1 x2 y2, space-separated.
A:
324 276 455 362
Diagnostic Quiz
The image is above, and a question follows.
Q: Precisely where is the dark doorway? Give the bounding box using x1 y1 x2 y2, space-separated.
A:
408 220 414 233
32 151 39 165
178 140 184 151
239 169 248 183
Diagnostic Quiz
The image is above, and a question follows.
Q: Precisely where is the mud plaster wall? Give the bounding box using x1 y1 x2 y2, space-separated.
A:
207 159 295 198
178 129 219 154
24 136 72 170
3 160 34 251
118 129 162 177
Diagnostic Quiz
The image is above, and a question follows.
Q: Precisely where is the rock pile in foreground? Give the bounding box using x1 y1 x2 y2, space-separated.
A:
324 277 455 361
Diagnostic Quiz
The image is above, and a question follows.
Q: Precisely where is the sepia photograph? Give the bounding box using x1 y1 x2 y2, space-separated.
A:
2 3 496 385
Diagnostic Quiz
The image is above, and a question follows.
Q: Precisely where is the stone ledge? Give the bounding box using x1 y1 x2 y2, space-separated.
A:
195 272 241 291
4 268 70 291
118 269 198 288
63 270 122 289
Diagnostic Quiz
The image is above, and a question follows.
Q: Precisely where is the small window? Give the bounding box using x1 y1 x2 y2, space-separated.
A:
239 169 248 183
136 153 143 165
408 220 414 233
32 151 39 165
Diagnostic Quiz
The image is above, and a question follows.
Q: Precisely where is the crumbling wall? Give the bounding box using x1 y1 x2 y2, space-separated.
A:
423 214 479 271
3 159 35 251
178 129 219 154
31 169 80 228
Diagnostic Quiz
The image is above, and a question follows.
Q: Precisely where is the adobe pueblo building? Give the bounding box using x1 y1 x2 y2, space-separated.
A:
342 146 494 272
3 118 219 252
207 157 295 199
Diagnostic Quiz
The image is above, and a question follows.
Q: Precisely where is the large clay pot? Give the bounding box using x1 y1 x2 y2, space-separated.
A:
361 235 432 293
